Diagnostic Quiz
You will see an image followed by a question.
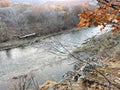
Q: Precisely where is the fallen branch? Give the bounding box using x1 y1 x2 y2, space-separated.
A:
18 33 36 39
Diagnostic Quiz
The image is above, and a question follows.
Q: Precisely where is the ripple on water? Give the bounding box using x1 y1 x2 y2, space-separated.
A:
0 26 111 90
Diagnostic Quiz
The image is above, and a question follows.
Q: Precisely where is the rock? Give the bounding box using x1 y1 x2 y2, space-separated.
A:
39 80 57 90
53 80 70 90
73 73 81 82
73 64 81 71
62 71 75 80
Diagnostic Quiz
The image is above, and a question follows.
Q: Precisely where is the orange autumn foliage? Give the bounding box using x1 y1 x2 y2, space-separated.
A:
0 0 10 7
78 1 120 33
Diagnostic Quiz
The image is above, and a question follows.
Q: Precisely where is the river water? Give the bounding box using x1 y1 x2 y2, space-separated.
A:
0 26 110 90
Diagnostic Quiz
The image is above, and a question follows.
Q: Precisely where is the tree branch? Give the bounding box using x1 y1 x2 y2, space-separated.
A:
97 0 120 10
56 40 120 89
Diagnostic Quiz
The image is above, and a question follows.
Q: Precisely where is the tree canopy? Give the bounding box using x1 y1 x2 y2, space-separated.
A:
78 0 120 33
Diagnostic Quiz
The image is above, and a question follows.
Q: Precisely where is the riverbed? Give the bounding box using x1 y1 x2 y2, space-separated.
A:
0 26 110 90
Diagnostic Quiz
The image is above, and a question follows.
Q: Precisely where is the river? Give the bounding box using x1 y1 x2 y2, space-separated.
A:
0 26 110 90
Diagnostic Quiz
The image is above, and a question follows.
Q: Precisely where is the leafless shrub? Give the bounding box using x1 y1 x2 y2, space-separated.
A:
0 3 87 42
9 74 39 90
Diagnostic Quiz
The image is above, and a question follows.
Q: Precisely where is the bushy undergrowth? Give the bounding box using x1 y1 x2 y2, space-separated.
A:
73 31 120 59
0 0 97 43
0 3 81 42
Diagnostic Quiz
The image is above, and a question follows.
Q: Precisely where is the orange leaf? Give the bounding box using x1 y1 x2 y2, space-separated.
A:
105 2 112 9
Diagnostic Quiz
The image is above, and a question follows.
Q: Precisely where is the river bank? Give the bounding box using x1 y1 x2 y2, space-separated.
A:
0 28 78 51
0 26 108 90
39 31 120 90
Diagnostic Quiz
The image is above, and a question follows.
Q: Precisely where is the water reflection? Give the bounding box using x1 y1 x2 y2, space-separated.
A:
5 49 11 58
0 26 111 90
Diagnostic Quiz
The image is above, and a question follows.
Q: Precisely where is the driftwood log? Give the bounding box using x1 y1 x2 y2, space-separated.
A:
18 33 36 39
